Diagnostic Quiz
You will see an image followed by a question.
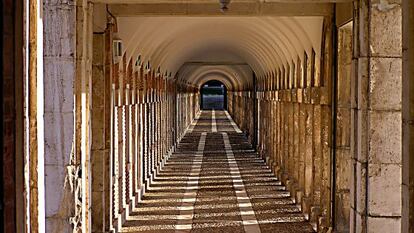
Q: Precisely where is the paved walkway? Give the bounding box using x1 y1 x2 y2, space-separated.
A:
121 110 314 233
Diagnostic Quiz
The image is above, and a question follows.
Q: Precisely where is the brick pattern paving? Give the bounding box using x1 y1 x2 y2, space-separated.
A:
121 111 314 233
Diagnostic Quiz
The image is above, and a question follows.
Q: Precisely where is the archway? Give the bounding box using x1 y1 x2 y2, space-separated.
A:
200 80 227 110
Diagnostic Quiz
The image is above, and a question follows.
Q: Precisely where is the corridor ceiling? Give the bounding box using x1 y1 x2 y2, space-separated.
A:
94 0 340 90
118 16 323 89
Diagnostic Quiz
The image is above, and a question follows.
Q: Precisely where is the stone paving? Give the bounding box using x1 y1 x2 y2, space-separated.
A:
121 111 314 233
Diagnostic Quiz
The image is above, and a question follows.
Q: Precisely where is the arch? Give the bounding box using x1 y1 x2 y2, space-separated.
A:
177 63 253 91
200 80 228 110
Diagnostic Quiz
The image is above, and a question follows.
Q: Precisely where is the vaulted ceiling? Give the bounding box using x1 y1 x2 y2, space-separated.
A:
91 0 348 90
117 16 323 89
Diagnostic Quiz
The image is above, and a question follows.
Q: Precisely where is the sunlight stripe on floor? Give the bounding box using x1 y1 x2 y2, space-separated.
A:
222 132 261 233
175 132 206 232
211 110 217 132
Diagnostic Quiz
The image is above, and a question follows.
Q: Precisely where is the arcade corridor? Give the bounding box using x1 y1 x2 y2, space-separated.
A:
2 0 414 233
121 111 313 233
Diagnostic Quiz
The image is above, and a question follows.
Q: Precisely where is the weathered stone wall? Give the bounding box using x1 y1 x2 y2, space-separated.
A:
351 0 402 232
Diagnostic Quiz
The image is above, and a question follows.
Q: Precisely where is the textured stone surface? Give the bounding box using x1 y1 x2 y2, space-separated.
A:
355 161 367 214
368 163 401 216
370 0 402 57
44 112 74 165
43 1 83 232
43 59 75 113
370 58 402 111
357 58 369 110
367 217 401 233
369 111 402 164
351 1 403 232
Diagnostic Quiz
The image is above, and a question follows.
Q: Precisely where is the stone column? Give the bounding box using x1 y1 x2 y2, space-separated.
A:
304 89 314 217
351 1 402 232
319 17 333 231
91 30 111 232
43 0 77 231
335 22 353 232
293 91 300 187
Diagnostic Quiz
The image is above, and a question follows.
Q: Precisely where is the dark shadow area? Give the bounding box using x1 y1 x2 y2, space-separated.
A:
200 80 227 110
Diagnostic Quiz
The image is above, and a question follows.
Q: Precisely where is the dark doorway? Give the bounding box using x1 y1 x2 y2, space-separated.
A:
200 80 227 110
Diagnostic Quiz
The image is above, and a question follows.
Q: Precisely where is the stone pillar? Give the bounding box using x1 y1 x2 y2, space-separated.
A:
298 87 306 204
319 17 333 231
312 103 322 223
293 93 300 186
43 0 77 231
335 22 353 233
351 1 402 232
91 31 111 232
402 0 414 231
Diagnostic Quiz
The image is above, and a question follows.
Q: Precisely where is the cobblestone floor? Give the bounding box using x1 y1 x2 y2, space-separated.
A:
121 110 314 233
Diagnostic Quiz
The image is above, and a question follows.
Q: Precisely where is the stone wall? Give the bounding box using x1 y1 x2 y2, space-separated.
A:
350 0 402 232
